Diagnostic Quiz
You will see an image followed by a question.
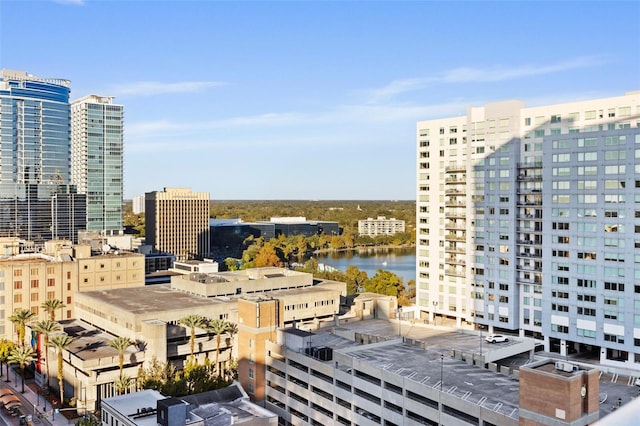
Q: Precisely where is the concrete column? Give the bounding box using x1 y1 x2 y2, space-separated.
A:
560 339 567 357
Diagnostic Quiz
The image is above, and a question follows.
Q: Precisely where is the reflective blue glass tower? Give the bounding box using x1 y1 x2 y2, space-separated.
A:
0 69 85 242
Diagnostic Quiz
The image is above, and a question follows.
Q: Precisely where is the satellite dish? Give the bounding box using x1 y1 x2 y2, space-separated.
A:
102 244 111 254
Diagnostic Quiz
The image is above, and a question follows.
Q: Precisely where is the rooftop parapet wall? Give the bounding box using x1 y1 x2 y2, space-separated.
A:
171 267 313 297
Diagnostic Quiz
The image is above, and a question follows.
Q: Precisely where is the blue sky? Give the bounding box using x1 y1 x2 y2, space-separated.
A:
1 1 639 200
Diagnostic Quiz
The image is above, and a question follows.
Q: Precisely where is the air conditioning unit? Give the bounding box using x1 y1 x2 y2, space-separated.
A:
555 361 577 373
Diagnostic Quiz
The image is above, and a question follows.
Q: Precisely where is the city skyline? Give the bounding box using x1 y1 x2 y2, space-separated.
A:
1 0 638 200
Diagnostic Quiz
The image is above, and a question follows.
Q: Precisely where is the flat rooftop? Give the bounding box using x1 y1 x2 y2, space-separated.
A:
58 319 137 362
77 280 341 316
303 319 640 422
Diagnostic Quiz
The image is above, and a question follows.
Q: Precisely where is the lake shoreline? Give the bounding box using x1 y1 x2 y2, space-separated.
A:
312 243 415 256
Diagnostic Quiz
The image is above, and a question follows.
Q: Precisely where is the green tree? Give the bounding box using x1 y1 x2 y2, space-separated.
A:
41 299 66 322
9 309 36 347
8 345 36 393
48 333 74 406
32 320 61 390
178 315 205 363
345 265 368 295
109 336 132 377
206 319 230 374
0 339 14 379
364 269 404 297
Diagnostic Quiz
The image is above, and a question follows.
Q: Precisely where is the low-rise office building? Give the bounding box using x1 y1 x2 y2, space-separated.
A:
358 217 405 237
52 267 345 412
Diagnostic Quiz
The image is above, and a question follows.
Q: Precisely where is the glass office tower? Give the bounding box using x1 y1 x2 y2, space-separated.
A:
71 95 124 235
0 69 85 242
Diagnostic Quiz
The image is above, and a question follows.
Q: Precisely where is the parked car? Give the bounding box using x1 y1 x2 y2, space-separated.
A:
485 334 509 343
5 401 22 414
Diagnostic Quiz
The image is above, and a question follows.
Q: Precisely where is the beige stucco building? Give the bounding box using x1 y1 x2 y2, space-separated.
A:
0 238 144 339
49 267 345 412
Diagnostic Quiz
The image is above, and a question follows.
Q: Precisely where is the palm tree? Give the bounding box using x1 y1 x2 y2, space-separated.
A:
32 320 61 390
108 336 132 377
7 345 36 393
9 309 36 347
206 319 230 374
114 374 131 395
48 333 74 405
41 299 66 322
179 315 205 363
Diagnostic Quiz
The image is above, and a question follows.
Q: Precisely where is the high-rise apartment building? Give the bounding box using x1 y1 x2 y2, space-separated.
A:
145 187 210 260
0 69 86 242
416 91 640 370
71 95 124 235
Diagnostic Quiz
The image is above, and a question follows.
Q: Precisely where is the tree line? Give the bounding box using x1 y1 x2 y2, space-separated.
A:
124 199 416 245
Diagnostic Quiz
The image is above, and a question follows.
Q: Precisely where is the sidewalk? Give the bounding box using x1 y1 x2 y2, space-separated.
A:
0 367 71 426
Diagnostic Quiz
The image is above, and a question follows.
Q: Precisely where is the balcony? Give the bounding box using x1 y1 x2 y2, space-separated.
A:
517 226 542 233
517 162 543 168
445 165 466 172
445 177 467 184
445 268 466 278
516 264 542 272
445 233 466 242
444 246 465 254
445 188 465 195
445 211 466 219
444 222 466 230
516 251 542 259
445 257 466 266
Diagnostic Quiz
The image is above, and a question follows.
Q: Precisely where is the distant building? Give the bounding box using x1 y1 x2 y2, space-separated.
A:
266 217 340 237
71 95 124 236
210 217 340 262
132 194 145 214
169 259 218 275
100 383 278 426
145 188 210 261
358 216 405 236
0 69 86 243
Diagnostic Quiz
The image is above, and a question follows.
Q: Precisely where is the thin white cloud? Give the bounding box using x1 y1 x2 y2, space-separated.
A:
111 81 227 97
125 99 469 154
366 56 607 104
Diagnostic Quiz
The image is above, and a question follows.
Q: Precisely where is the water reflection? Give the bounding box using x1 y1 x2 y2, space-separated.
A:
316 247 416 283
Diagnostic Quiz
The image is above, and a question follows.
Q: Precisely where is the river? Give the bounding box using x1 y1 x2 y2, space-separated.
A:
315 247 416 283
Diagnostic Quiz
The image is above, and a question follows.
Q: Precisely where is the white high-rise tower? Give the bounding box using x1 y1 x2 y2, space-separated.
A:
71 95 124 235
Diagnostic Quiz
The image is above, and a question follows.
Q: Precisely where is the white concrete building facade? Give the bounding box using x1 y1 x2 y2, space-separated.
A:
416 91 640 370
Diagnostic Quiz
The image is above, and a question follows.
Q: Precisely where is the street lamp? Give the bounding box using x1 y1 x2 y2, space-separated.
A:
432 301 438 325
396 307 402 337
439 354 444 426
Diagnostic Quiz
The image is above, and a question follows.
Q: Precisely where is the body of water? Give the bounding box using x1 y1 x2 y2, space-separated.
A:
316 247 416 283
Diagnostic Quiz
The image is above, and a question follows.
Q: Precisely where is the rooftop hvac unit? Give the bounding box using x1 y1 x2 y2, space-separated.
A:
555 361 577 373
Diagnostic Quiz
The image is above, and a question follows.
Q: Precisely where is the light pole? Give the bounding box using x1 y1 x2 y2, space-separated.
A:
439 354 444 426
479 329 483 365
396 307 402 337
432 301 438 326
